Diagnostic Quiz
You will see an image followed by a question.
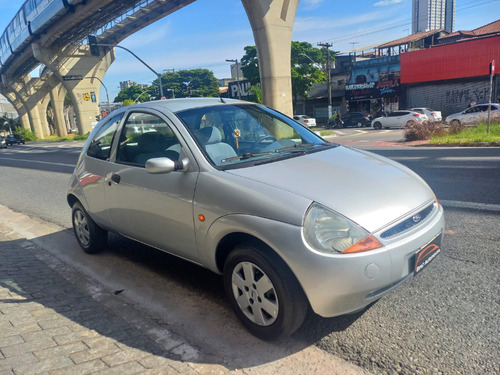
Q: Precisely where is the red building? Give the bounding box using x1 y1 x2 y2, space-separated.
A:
401 20 500 116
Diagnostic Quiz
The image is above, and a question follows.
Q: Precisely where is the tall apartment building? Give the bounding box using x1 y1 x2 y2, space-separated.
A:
119 80 137 91
412 0 455 34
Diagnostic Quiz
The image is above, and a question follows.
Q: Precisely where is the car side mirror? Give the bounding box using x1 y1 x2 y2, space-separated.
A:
145 157 189 174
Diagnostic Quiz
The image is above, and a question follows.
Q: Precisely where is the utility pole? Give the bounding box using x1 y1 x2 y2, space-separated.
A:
487 60 495 134
318 42 333 119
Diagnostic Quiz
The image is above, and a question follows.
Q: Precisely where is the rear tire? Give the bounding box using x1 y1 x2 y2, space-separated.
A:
72 202 107 254
450 119 461 127
223 243 308 340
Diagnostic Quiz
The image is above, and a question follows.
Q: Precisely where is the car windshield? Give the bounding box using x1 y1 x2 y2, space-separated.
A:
176 104 334 168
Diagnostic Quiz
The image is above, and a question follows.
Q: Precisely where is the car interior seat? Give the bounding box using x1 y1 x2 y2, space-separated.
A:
195 126 237 166
134 132 178 166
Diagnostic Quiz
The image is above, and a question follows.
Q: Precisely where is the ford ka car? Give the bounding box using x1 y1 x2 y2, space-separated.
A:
67 98 444 340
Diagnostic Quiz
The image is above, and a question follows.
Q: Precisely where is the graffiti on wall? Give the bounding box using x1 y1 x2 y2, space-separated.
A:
446 87 489 104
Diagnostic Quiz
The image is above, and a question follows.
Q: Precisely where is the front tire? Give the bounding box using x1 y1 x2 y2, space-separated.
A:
72 202 107 254
223 244 308 340
373 121 382 129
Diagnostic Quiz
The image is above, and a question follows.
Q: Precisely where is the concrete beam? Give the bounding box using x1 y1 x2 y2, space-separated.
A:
33 43 115 135
242 0 299 116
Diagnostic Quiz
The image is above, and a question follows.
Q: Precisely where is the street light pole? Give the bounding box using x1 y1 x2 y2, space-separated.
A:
98 44 164 99
226 59 242 100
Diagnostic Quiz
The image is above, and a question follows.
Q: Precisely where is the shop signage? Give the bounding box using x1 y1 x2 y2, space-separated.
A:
346 79 400 100
227 80 260 99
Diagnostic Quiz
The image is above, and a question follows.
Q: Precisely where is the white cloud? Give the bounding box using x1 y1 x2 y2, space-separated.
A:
302 0 326 10
374 0 404 6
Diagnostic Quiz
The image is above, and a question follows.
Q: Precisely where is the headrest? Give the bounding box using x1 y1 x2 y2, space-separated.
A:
138 132 168 153
196 126 222 145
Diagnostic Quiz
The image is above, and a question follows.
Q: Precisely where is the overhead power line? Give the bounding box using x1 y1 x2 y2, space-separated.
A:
318 0 499 46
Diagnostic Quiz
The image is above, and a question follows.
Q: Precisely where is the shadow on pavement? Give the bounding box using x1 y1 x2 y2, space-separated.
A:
0 227 368 372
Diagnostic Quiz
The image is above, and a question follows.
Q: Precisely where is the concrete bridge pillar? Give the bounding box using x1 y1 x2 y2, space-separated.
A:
32 43 115 135
2 91 30 131
2 75 49 138
242 0 299 116
47 75 68 137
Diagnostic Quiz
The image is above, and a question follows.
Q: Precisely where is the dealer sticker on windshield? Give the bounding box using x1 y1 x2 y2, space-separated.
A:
414 233 442 274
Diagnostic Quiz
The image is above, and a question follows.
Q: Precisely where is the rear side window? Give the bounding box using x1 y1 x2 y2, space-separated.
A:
87 113 123 160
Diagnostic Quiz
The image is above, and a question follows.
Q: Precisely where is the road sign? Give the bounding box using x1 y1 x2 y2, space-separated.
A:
62 75 83 81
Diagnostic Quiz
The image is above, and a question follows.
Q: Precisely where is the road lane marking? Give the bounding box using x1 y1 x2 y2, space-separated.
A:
0 157 75 168
441 200 500 212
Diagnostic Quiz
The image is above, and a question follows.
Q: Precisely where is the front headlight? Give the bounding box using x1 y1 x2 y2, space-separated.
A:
303 203 382 254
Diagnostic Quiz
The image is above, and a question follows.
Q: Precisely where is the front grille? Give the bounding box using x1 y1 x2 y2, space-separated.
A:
381 204 434 239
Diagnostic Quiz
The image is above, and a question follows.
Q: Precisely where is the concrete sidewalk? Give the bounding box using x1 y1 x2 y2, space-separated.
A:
0 220 232 375
0 205 368 375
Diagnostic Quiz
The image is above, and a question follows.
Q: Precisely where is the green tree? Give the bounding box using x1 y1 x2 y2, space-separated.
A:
240 46 259 82
114 85 151 103
152 69 220 99
291 41 327 104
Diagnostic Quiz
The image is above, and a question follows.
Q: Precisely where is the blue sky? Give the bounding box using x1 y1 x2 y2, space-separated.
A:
0 0 498 100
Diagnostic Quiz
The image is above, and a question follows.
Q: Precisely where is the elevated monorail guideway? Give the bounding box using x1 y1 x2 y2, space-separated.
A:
0 0 299 138
0 0 196 135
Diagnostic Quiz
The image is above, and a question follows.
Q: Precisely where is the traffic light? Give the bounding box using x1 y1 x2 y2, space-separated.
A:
88 35 99 56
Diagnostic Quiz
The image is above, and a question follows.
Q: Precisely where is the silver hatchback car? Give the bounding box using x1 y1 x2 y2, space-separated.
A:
67 98 444 340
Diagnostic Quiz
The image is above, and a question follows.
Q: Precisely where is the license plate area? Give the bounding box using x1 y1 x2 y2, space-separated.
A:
413 233 442 274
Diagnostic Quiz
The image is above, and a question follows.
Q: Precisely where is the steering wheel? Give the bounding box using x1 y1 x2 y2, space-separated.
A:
251 135 277 151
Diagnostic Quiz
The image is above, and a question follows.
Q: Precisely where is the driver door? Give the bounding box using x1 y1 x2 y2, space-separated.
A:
105 110 200 260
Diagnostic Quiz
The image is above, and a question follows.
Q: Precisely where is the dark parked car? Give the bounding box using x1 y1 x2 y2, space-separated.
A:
6 134 25 145
341 112 372 128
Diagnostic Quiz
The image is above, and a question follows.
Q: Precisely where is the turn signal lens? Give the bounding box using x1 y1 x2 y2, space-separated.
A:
342 235 383 254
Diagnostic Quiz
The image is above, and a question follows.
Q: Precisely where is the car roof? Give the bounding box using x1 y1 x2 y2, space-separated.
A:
118 97 251 114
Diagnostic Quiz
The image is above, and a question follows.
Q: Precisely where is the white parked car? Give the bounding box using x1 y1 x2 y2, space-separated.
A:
445 103 500 126
411 108 442 122
372 110 428 129
293 115 316 127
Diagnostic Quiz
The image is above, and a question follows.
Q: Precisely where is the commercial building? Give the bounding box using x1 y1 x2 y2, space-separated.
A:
401 34 500 116
345 30 446 117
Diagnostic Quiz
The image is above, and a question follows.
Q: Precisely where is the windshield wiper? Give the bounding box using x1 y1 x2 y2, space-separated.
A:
222 151 275 163
222 143 332 163
275 143 317 153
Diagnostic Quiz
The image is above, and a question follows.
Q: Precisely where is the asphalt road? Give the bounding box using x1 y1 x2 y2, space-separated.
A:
1 138 499 374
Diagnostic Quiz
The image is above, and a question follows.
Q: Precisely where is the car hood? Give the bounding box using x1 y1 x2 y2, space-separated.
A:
227 146 434 233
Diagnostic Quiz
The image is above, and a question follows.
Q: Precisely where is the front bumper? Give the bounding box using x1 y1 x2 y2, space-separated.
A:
259 203 445 318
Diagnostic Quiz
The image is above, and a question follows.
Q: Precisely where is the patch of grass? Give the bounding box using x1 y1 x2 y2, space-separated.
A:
430 122 500 144
38 134 88 142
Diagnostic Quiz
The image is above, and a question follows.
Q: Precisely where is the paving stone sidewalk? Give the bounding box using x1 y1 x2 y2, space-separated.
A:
0 224 232 375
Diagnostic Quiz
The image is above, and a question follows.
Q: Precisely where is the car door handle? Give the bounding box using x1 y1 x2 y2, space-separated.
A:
110 174 121 184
